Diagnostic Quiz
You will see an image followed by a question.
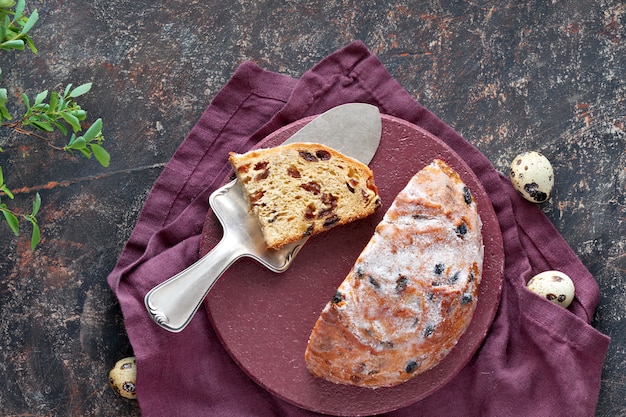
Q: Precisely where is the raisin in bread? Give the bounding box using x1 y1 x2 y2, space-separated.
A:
228 142 381 250
304 159 483 388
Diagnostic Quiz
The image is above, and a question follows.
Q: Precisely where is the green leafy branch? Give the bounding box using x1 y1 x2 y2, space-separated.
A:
7 83 111 167
0 166 40 249
0 0 110 249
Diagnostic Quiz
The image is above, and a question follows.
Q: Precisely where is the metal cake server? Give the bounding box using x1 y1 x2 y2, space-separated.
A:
144 103 382 332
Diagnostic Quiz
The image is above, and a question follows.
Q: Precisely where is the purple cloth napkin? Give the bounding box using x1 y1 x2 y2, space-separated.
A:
107 41 610 417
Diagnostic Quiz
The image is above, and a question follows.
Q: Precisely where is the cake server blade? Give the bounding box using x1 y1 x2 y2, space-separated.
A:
145 103 381 332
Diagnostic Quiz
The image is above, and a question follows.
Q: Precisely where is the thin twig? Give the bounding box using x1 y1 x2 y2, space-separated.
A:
1 121 65 150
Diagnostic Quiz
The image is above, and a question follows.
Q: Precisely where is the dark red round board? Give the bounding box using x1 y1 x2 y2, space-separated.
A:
200 114 504 416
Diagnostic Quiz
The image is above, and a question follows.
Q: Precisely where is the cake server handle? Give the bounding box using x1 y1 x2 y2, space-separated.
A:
144 236 242 333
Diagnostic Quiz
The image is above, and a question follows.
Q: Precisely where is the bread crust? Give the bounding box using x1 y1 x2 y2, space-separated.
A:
229 142 381 249
305 159 483 388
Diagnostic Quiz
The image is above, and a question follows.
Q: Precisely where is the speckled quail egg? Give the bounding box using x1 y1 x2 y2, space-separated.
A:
509 151 554 203
109 356 137 399
526 270 575 308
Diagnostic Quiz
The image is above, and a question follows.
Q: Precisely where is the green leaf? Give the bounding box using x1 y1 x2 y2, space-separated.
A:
50 120 67 135
63 83 72 97
31 192 41 216
78 147 91 158
67 136 86 150
32 102 48 112
65 133 76 146
56 95 66 111
0 105 11 120
0 18 6 41
19 8 38 35
1 39 24 50
0 167 14 200
0 24 7 44
60 111 81 132
90 143 110 167
21 92 30 111
71 109 86 120
0 0 16 9
2 208 19 235
29 119 53 131
0 184 13 199
0 87 11 120
48 91 58 111
69 82 92 98
24 35 36 53
14 0 25 19
29 220 40 250
34 89 48 105
83 118 102 141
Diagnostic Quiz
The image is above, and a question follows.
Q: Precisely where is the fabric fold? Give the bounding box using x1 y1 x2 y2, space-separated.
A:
107 41 609 417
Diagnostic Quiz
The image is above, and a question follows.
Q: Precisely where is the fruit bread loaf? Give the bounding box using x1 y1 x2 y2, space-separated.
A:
304 159 483 388
228 142 381 250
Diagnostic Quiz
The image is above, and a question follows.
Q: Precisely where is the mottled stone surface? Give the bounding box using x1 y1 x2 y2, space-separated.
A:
0 1 623 415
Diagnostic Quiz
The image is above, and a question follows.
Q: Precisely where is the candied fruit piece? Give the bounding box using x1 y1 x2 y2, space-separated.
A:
299 150 318 162
405 360 419 373
315 149 331 160
463 186 472 205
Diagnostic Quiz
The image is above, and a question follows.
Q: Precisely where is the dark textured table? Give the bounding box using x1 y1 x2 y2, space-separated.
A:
1 1 623 416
